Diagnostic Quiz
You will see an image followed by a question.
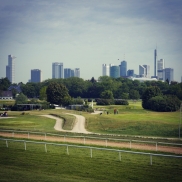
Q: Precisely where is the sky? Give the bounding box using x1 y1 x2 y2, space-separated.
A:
0 0 182 83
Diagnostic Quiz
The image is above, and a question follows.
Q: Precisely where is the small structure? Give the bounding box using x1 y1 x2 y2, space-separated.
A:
68 105 83 110
0 91 13 100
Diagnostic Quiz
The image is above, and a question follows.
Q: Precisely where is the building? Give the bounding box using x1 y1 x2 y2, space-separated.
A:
75 68 80 78
0 91 13 100
143 65 150 78
31 69 42 83
139 65 146 77
110 65 120 78
127 69 134 77
157 59 165 80
154 49 157 77
120 61 127 77
6 55 16 83
52 62 63 79
102 64 110 76
129 77 158 82
163 68 174 82
64 68 74 78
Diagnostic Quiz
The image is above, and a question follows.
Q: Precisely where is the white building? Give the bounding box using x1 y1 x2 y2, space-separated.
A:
157 59 165 80
6 55 16 83
102 64 110 76
143 65 150 78
139 65 146 77
52 62 63 79
75 68 80 78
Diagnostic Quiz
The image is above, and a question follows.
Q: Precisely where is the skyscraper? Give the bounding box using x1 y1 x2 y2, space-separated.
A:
102 64 110 76
31 69 42 83
110 65 120 78
120 61 127 77
143 65 150 78
127 69 134 77
157 59 165 80
75 68 80 78
6 55 16 83
163 68 174 82
52 62 63 79
154 49 157 77
139 65 146 77
64 68 74 78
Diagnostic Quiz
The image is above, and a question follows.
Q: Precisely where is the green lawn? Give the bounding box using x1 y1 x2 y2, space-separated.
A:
0 140 182 182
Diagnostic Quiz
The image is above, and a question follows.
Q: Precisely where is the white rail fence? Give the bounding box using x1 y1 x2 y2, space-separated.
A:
0 129 182 151
0 138 182 166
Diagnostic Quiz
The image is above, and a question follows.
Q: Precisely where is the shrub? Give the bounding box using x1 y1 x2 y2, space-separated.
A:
114 99 129 105
96 99 114 105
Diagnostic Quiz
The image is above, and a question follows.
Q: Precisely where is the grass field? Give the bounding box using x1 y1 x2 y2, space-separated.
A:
0 100 181 138
0 140 182 182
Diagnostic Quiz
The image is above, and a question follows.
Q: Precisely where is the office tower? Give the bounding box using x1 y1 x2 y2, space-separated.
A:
157 59 165 80
143 65 150 78
127 69 134 77
64 68 74 78
6 55 16 83
31 69 42 83
52 62 63 79
154 49 157 77
163 68 174 82
75 68 80 78
102 64 110 76
120 61 127 77
110 65 120 78
139 65 146 77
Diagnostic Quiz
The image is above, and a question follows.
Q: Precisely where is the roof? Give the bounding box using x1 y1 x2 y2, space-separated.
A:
0 91 13 97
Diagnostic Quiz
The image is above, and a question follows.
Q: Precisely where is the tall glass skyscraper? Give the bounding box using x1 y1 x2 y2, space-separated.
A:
6 55 16 83
163 68 173 82
31 69 42 83
157 59 165 80
102 64 110 76
75 68 80 78
52 62 63 78
64 68 74 78
120 61 127 77
110 65 120 78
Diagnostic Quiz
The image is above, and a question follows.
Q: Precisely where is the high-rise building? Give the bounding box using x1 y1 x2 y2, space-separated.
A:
143 65 150 78
75 68 80 78
154 49 157 77
64 68 74 78
139 65 146 77
157 59 165 80
52 62 63 79
120 61 127 77
31 69 42 83
127 69 134 77
6 55 16 83
102 64 110 76
110 65 120 78
163 68 174 82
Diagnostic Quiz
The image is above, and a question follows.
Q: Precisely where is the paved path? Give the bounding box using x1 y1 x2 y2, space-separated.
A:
41 114 91 134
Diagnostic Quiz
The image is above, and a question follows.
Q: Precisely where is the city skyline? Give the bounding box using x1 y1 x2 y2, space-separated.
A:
0 1 182 83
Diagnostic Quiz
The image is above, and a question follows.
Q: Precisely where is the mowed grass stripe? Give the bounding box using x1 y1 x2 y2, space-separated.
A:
0 140 182 182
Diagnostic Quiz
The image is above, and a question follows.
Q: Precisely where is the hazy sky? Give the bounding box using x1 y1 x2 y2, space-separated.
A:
0 0 182 83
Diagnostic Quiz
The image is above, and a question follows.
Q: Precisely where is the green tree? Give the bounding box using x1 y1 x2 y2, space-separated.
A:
0 77 11 91
142 86 162 109
129 89 140 100
100 90 114 99
39 86 47 100
46 82 71 106
15 93 28 104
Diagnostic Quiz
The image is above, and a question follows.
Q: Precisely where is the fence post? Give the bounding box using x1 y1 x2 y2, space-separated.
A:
119 151 121 161
156 142 158 151
90 148 92 158
130 140 131 149
6 140 8 148
45 143 47 153
150 154 152 165
106 139 107 147
24 141 26 150
67 145 69 155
